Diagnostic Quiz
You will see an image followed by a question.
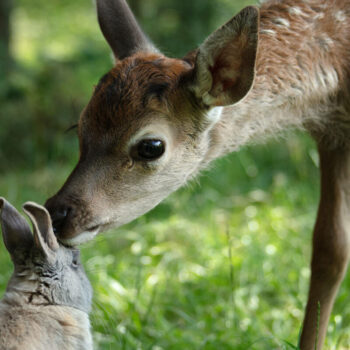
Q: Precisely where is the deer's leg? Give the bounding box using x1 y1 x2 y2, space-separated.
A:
299 144 350 350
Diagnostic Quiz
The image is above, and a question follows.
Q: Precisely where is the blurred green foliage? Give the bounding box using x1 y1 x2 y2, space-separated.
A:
1 0 350 349
0 0 254 172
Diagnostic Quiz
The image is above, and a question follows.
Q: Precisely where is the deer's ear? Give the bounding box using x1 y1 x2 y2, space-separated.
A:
191 6 259 107
0 198 33 255
96 0 158 60
23 202 59 262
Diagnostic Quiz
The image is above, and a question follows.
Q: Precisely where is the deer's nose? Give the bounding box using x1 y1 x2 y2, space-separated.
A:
45 201 71 236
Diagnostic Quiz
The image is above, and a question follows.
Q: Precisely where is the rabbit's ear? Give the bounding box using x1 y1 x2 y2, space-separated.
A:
0 198 33 255
23 202 59 262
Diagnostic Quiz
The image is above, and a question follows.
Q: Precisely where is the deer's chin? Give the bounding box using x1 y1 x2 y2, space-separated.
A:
59 226 100 247
58 208 155 247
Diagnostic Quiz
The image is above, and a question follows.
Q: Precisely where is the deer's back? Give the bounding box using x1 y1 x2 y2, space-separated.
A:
251 0 350 144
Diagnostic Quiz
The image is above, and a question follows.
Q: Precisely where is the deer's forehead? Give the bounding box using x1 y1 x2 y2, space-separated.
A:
82 55 193 133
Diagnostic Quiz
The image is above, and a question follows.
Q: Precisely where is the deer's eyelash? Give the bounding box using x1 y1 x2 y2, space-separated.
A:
65 124 78 133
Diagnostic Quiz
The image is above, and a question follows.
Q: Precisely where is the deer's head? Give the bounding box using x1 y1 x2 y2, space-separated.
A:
45 0 260 246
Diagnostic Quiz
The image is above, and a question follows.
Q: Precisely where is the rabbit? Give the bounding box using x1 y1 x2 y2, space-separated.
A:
0 198 93 350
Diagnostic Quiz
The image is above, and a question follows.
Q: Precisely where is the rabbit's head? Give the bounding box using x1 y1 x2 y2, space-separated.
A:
0 198 92 314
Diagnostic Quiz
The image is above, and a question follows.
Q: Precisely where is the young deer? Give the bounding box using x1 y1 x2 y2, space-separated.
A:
45 0 350 348
0 199 93 350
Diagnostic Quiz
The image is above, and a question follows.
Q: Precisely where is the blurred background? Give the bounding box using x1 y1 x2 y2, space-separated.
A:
0 0 349 349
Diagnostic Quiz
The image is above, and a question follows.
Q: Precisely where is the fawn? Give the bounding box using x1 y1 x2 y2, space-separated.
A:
0 198 93 350
45 0 350 348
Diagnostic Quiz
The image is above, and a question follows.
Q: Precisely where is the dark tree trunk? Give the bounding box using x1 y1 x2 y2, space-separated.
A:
0 0 12 81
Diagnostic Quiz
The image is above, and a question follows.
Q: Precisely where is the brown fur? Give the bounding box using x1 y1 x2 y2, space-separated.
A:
84 54 193 130
78 53 199 155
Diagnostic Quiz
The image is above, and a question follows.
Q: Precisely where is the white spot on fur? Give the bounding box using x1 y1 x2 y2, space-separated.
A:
318 34 334 51
207 106 223 124
324 68 338 90
314 13 325 20
311 66 338 92
288 7 303 16
60 228 100 246
202 92 218 106
324 36 334 47
335 10 346 22
272 18 290 27
260 29 276 36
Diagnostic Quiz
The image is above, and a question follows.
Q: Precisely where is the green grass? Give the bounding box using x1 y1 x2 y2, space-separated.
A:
1 133 350 349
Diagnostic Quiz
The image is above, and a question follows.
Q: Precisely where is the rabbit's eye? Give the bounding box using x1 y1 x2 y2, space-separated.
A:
71 250 80 268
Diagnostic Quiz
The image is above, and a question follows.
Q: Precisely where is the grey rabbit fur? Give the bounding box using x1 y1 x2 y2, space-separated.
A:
0 198 93 350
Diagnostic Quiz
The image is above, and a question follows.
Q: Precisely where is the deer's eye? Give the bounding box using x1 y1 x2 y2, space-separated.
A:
134 139 165 160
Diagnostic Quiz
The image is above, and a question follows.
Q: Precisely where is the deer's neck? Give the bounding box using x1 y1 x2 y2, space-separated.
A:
207 0 350 161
